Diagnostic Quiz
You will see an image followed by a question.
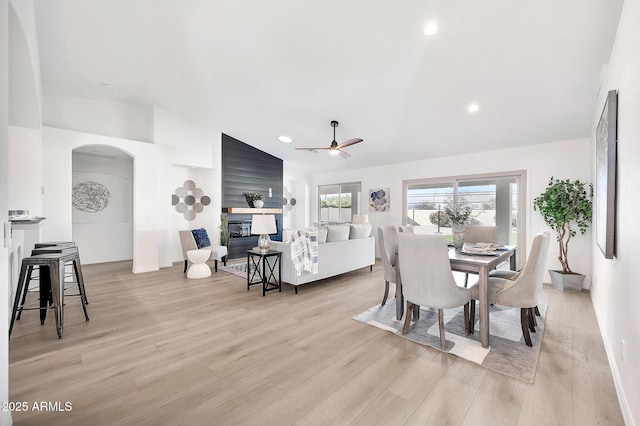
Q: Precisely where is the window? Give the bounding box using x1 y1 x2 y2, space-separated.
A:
318 182 361 222
403 171 526 264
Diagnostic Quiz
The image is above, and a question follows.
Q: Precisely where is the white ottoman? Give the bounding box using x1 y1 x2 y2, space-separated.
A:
186 249 212 279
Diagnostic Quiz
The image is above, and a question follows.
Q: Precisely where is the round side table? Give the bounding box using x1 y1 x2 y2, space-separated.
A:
186 249 212 279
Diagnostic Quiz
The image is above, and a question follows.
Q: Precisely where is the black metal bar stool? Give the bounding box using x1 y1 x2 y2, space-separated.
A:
34 242 88 303
10 252 90 339
31 245 88 305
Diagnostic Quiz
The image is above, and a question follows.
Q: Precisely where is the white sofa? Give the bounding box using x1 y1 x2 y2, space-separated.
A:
270 224 375 293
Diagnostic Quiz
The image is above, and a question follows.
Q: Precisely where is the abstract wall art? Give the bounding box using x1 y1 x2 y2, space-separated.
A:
595 89 617 259
172 179 211 221
72 171 129 224
369 188 390 212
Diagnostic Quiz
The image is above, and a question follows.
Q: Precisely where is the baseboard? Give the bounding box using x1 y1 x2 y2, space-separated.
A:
591 295 635 426
0 411 12 426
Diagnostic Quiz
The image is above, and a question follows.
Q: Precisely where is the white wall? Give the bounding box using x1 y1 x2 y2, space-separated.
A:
152 107 221 268
310 137 592 287
8 125 41 215
43 95 153 143
0 0 11 424
42 127 159 273
591 0 640 424
72 151 134 264
171 166 218 262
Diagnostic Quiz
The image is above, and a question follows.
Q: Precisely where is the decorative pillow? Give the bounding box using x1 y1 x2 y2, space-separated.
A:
349 223 372 239
316 226 328 243
326 224 350 242
191 228 211 249
313 221 327 228
282 228 295 243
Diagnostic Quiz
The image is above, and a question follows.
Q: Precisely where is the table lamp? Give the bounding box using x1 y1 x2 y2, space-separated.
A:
251 214 277 253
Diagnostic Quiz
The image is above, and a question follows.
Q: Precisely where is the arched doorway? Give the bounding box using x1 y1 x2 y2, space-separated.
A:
71 145 134 264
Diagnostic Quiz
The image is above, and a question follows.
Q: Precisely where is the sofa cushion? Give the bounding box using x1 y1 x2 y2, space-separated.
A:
317 226 328 243
191 228 211 248
349 223 372 239
326 224 350 242
282 227 295 243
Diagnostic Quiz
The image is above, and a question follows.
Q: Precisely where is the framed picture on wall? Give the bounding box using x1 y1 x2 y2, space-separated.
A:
369 188 390 212
595 89 617 259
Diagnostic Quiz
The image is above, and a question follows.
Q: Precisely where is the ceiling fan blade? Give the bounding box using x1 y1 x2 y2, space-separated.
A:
339 150 351 159
295 147 329 151
337 138 363 149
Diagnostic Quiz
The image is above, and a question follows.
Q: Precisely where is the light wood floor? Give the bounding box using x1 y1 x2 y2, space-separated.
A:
9 260 624 425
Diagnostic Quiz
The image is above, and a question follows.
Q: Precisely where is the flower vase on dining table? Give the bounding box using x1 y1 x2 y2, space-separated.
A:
452 223 465 250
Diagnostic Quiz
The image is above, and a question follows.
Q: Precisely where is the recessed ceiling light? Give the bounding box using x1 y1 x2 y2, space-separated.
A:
423 21 439 37
467 103 480 113
278 135 293 143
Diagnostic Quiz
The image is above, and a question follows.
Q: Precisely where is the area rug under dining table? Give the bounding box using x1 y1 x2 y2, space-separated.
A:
353 300 547 383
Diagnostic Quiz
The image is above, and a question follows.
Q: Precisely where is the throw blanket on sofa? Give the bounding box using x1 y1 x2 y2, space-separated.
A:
290 227 319 276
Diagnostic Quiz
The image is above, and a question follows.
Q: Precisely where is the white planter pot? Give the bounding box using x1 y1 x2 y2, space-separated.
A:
549 270 585 292
253 200 264 208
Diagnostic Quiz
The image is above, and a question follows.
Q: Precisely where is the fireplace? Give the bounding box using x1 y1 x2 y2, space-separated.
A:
228 219 279 238
228 220 252 238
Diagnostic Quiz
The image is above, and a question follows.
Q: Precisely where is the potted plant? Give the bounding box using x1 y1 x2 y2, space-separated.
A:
219 213 231 250
533 177 593 292
444 205 472 250
242 192 265 208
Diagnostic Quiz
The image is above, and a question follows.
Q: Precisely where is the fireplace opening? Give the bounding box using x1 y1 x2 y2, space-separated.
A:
228 219 279 238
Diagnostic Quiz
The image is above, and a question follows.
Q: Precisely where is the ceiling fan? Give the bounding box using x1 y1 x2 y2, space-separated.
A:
296 120 363 158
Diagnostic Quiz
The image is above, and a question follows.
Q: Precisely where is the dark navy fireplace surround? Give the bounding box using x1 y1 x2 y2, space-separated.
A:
222 134 283 259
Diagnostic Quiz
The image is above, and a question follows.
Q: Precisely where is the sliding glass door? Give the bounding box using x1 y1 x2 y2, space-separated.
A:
403 171 526 262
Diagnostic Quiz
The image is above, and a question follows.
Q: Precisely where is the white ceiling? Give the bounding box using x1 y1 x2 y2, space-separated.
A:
32 0 624 174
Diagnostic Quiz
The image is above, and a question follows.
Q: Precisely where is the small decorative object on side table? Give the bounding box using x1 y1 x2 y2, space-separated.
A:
247 248 282 296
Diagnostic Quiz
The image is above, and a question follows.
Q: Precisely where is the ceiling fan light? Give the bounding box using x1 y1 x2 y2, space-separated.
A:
329 149 340 156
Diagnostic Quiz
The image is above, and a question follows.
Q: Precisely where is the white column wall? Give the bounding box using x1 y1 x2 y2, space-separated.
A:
590 0 640 424
310 137 592 287
152 107 221 268
0 0 11 424
171 166 217 262
42 126 159 273
8 125 41 215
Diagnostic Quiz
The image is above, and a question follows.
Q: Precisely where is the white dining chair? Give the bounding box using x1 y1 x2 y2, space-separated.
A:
468 231 550 346
462 225 498 287
398 233 471 349
378 226 398 306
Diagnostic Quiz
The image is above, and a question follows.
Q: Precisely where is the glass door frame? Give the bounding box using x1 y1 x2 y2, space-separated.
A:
402 170 527 268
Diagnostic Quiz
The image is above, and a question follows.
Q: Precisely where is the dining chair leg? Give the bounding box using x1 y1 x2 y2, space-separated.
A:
528 307 537 329
534 305 541 316
463 303 470 335
402 301 414 334
521 308 533 347
438 309 446 350
469 300 476 334
412 303 420 320
381 281 390 306
464 273 469 288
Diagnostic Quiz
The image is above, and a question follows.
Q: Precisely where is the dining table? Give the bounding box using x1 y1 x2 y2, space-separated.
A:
395 244 517 349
